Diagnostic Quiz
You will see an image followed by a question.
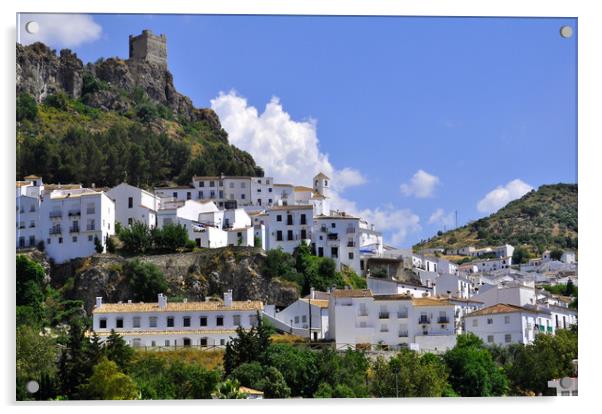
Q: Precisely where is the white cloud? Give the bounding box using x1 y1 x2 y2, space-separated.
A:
211 91 421 246
400 169 440 198
477 179 534 214
211 91 366 191
19 14 102 48
428 208 455 228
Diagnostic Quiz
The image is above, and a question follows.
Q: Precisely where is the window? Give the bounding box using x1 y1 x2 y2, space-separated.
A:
241 182 246 188
487 335 494 343
287 215 293 225
216 316 224 326
331 222 336 228
165 340 170 347
472 319 478 327
229 182 235 188
241 194 246 200
504 315 511 324
167 316 174 327
198 191 204 199
300 229 307 239
349 252 354 260
210 190 216 198
172 192 177 199
505 334 512 343
58 237 63 244
331 247 338 258
300 214 307 225
186 192 191 200
233 315 241 326
128 217 133 226
128 197 133 208
200 316 207 326
47 238 51 245
99 319 107 329
183 316 191 327
199 181 205 187
287 230 294 241
116 318 124 329
294 316 300 324
276 215 282 222
149 316 157 328
487 318 493 325
276 231 283 241
130 316 140 328
302 315 307 323
209 181 215 187
72 236 77 242
151 341 156 347
220 339 226 346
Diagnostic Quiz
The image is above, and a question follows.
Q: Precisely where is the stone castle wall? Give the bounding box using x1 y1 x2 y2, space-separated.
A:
128 30 167 67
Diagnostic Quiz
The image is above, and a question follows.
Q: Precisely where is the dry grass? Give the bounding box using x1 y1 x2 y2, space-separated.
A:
133 348 225 370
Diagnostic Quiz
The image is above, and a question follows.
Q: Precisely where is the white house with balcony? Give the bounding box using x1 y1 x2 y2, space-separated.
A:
327 289 457 352
106 182 160 229
92 291 264 348
473 257 512 273
40 187 115 263
464 303 552 346
367 276 433 298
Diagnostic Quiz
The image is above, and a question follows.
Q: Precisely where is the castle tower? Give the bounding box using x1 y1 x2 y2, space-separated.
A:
128 29 167 67
313 172 331 198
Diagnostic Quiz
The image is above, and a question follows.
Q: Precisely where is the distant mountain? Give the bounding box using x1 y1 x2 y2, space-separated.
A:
16 41 263 188
414 184 577 254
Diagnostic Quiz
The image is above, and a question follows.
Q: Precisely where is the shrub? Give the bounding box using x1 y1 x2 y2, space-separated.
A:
124 260 168 302
44 92 69 111
17 93 38 121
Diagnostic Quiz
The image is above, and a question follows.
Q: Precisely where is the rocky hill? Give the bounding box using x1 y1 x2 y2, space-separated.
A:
16 41 263 188
414 183 577 254
25 247 299 313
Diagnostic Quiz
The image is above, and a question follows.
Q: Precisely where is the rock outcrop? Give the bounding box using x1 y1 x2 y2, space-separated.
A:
46 248 299 313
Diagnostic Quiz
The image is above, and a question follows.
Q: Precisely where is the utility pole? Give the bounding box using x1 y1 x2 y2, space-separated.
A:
455 210 458 229
308 286 312 342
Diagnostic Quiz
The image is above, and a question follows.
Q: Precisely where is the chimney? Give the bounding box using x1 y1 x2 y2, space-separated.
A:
128 299 132 304
224 289 233 307
95 297 103 308
310 287 316 300
158 293 167 309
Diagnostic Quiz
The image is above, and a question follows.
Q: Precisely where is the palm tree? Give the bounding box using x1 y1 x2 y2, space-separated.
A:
213 379 246 399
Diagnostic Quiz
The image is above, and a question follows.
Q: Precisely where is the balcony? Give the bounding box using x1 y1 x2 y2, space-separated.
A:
69 226 80 233
418 317 431 324
358 310 369 317
438 317 450 324
379 312 390 319
327 233 338 241
397 312 408 319
49 227 62 235
49 211 62 219
86 208 96 214
68 210 81 217
29 223 36 228
346 227 356 234
86 224 96 231
320 226 328 233
398 331 409 338
380 327 389 333
347 241 355 247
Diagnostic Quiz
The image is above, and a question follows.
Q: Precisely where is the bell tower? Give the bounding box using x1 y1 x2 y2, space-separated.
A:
313 172 331 198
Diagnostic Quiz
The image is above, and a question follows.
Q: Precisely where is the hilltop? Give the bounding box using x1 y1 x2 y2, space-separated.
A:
414 183 577 254
16 41 262 188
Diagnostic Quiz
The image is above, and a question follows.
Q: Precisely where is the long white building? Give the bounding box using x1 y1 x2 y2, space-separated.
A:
92 291 263 348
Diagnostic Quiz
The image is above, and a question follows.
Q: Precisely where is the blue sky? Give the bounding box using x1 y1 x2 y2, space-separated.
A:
18 14 577 247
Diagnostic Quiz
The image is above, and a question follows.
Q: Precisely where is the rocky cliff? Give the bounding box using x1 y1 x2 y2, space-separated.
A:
44 247 299 313
16 42 219 127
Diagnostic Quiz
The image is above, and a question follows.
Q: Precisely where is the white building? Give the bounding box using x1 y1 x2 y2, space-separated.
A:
92 291 263 348
264 205 313 254
40 187 115 263
313 212 361 273
471 284 537 308
494 244 515 259
473 257 512 273
561 251 576 264
106 183 160 229
367 276 433 298
464 303 551 346
327 289 456 352
265 289 330 340
433 274 476 299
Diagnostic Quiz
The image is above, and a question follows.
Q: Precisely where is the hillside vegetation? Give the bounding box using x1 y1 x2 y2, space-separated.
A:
16 42 262 188
414 184 577 255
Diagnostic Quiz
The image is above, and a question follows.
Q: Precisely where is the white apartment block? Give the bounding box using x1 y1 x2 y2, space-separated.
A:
433 274 476 298
40 187 115 263
266 289 330 340
92 291 263 348
471 284 537 308
264 205 313 254
327 289 457 353
494 244 515 259
464 303 552 346
313 212 361 273
358 220 384 257
106 183 160 229
473 257 512 273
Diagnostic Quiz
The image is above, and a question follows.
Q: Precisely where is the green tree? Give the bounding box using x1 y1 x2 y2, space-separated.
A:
105 235 116 253
104 330 135 371
213 379 246 399
229 362 291 399
265 344 318 397
550 249 563 261
16 326 58 400
119 221 152 254
443 333 509 396
152 223 190 251
370 350 451 397
315 348 370 397
94 235 103 253
17 93 38 122
512 246 531 265
44 92 69 111
80 357 139 400
223 312 272 375
58 318 91 398
16 255 46 326
123 260 168 302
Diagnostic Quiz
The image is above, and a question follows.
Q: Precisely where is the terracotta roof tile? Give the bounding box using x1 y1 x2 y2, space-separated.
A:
465 303 539 317
332 289 372 298
93 300 263 314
